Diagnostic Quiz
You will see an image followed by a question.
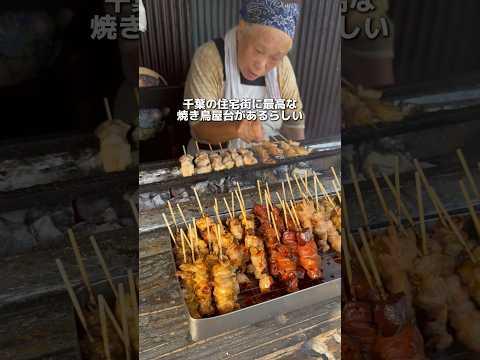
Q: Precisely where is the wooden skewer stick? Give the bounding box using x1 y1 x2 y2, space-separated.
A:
119 283 131 360
67 228 95 305
191 220 199 254
219 143 223 151
214 199 223 226
271 208 281 244
282 181 287 205
99 296 112 360
286 173 295 200
56 259 93 342
381 173 416 228
231 192 235 216
348 164 370 230
236 182 246 210
176 204 188 226
358 228 386 299
104 97 113 121
285 200 299 230
265 190 272 225
317 176 336 209
208 144 213 152
459 180 480 241
181 229 195 262
195 141 200 154
341 185 352 235
330 166 341 189
289 200 302 229
293 173 308 200
167 201 178 231
182 145 187 156
415 161 476 262
457 148 480 199
127 269 138 319
223 197 233 219
367 167 394 228
193 188 205 216
180 229 187 263
235 189 247 221
341 228 355 300
90 236 118 298
413 160 448 227
216 224 223 260
347 233 375 291
162 213 177 246
332 180 341 204
394 156 401 216
100 295 127 346
302 173 314 200
314 175 319 210
276 192 289 231
128 196 139 227
265 182 273 204
415 173 428 256
257 180 263 205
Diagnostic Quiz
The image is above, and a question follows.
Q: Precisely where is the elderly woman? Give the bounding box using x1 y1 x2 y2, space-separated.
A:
185 0 304 153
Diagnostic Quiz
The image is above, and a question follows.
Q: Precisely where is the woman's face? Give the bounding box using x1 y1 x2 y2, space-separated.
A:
237 21 293 81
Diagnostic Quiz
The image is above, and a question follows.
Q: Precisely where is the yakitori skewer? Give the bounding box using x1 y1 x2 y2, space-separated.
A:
348 164 370 232
99 296 112 360
394 156 401 216
359 228 386 299
162 213 177 246
56 259 93 342
457 148 479 199
314 175 319 210
236 182 246 210
293 173 308 201
282 181 287 204
332 180 341 204
289 200 302 229
167 200 178 231
176 204 188 226
67 228 95 305
223 197 233 219
100 295 125 346
104 97 113 121
286 173 295 200
275 192 289 231
415 160 476 263
459 180 480 240
381 173 415 228
415 172 428 256
257 180 263 205
193 188 205 216
367 166 394 227
341 228 354 300
214 199 223 226
128 196 139 227
313 172 336 208
181 229 195 262
216 224 223 260
127 269 138 319
90 235 118 298
347 232 374 291
235 190 247 221
119 283 131 360
330 166 341 189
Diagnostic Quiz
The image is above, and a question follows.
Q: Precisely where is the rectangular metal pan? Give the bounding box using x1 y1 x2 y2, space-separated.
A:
165 200 341 341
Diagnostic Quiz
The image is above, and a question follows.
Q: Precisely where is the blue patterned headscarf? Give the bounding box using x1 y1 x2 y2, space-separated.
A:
240 0 301 39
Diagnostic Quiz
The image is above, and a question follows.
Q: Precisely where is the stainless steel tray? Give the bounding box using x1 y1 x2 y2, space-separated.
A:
167 203 341 341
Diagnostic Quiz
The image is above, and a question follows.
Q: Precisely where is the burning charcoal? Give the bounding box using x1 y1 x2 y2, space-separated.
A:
30 215 63 248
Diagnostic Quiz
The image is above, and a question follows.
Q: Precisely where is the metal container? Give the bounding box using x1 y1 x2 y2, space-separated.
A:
168 204 341 341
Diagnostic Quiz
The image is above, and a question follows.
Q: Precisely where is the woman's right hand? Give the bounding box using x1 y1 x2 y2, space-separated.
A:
237 120 264 143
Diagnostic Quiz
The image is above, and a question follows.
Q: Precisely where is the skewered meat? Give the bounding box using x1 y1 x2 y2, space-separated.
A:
296 229 322 280
213 232 249 271
373 293 409 337
430 217 471 260
261 140 283 157
237 148 253 157
274 244 299 292
252 145 276 164
222 153 235 169
241 214 255 232
179 259 215 316
179 154 195 177
295 201 315 230
243 154 258 165
227 217 243 241
457 259 480 307
212 260 240 314
194 152 210 167
372 324 427 360
342 301 377 355
196 216 214 233
311 212 331 252
176 269 200 318
196 164 212 174
444 275 480 352
331 206 341 230
411 254 453 351
210 153 226 171
244 231 273 293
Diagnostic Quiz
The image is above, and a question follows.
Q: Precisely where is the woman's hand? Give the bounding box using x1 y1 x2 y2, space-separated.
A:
237 119 264 143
